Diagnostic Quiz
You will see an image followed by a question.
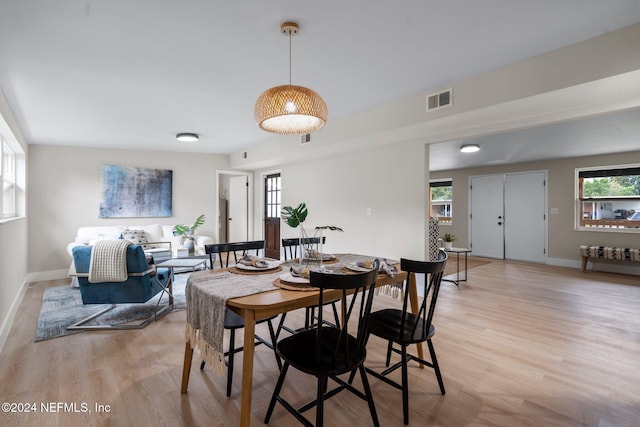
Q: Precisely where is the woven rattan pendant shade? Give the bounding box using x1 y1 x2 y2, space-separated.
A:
255 84 327 134
255 22 327 135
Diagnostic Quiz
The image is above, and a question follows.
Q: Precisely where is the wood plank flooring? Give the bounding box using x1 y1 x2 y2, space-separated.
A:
1 259 639 426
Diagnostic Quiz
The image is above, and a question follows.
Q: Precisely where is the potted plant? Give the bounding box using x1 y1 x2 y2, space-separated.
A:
281 202 342 265
173 214 205 251
442 233 456 250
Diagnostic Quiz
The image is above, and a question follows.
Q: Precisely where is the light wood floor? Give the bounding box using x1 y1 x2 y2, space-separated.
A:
1 259 639 427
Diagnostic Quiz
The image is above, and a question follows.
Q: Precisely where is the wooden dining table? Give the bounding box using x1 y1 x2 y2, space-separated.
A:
180 254 423 427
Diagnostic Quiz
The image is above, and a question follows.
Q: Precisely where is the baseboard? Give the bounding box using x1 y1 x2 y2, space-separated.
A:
0 277 28 355
545 257 582 269
26 268 70 283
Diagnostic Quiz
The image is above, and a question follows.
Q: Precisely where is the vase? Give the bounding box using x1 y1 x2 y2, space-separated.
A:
183 236 195 252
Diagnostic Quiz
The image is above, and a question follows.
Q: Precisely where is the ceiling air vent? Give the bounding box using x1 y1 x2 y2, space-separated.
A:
300 133 311 145
426 88 452 112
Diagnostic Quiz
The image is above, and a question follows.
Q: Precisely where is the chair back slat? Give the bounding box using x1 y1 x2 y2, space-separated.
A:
309 259 380 368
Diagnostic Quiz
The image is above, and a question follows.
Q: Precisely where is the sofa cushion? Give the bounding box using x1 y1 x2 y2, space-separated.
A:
121 229 156 250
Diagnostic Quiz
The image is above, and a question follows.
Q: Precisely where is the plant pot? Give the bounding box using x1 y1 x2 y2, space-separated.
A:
443 241 453 250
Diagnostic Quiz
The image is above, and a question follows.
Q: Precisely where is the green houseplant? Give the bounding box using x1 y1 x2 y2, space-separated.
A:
173 214 205 251
442 233 456 250
281 202 343 265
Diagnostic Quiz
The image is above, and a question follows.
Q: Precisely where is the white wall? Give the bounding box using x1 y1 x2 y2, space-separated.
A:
27 145 229 278
254 139 429 262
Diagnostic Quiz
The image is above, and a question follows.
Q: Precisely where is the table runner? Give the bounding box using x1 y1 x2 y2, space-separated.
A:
185 254 401 376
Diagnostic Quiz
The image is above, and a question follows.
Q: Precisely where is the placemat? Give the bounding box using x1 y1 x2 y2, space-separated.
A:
273 278 319 291
228 265 283 275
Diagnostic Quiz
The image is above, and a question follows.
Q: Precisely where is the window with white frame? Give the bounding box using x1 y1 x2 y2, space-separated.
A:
430 179 453 224
576 165 640 231
2 140 16 219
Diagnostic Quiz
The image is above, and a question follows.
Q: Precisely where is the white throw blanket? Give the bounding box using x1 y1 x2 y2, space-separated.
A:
89 239 132 283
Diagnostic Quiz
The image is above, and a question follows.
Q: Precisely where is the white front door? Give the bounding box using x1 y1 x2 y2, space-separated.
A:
228 175 249 242
504 172 546 262
470 174 505 258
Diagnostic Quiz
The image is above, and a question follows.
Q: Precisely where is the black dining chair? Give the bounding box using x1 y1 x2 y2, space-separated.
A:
364 251 448 425
281 237 340 331
264 259 381 427
201 241 282 397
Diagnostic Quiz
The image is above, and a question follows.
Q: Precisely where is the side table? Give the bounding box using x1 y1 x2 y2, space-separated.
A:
442 247 471 287
156 258 207 305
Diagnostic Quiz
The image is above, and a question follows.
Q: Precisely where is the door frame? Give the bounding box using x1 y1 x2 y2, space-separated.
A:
216 170 253 243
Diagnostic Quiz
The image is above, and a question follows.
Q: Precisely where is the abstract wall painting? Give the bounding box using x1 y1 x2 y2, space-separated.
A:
99 165 173 218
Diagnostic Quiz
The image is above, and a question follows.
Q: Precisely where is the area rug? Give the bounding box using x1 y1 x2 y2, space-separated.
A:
443 256 491 278
34 273 188 342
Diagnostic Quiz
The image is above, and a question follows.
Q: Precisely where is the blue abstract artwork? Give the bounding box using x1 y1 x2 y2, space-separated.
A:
99 165 173 218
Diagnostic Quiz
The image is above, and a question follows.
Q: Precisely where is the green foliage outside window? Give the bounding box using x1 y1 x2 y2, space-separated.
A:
431 186 452 201
583 176 640 197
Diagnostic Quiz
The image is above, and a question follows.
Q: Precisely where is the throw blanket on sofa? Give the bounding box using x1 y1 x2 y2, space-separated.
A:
89 240 132 283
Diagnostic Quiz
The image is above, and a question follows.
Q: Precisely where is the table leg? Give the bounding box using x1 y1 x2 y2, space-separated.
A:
407 273 425 368
240 310 257 427
180 341 194 393
169 268 174 306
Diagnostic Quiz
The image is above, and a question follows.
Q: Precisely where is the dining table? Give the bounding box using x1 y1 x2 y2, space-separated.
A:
180 253 423 427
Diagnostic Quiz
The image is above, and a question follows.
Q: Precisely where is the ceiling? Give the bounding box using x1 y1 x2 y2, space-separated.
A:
1 1 640 164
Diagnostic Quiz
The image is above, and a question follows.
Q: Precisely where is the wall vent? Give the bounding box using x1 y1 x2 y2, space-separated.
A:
426 88 453 112
300 133 311 145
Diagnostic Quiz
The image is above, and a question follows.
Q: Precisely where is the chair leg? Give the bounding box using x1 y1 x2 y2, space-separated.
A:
264 362 289 423
359 365 380 427
401 344 409 425
316 376 327 427
385 340 393 367
427 339 445 395
227 328 235 397
267 319 282 370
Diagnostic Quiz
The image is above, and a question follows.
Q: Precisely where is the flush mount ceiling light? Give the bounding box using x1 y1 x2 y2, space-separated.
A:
254 22 328 135
176 133 199 142
460 144 480 153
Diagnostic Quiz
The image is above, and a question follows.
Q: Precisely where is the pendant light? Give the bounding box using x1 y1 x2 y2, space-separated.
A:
254 22 328 135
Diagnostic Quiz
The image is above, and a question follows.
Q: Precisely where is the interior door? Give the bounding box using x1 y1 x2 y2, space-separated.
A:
504 172 546 262
228 175 249 242
470 174 505 258
264 173 281 259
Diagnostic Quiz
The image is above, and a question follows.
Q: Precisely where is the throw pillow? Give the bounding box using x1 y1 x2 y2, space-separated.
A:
121 229 157 250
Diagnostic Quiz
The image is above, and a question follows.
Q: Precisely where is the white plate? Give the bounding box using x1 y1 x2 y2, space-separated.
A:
236 261 279 271
345 262 372 272
279 272 310 284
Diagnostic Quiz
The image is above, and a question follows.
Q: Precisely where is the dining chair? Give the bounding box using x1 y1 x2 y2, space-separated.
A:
281 237 340 331
201 241 282 397
364 251 448 425
264 259 381 427
206 240 265 269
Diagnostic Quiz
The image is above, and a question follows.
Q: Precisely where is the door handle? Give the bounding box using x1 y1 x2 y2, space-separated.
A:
228 218 232 221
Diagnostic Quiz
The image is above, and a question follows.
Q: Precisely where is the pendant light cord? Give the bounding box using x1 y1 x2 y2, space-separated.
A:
288 31 292 85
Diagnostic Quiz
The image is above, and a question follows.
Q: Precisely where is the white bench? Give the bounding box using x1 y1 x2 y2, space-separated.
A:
579 245 640 271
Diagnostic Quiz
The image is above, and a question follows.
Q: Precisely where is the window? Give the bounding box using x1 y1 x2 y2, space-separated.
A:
264 173 281 219
576 165 640 230
1 140 16 219
430 179 452 224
